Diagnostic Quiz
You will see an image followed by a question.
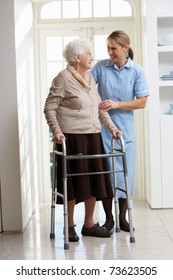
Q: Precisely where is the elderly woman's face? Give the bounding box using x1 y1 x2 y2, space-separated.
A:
78 46 93 70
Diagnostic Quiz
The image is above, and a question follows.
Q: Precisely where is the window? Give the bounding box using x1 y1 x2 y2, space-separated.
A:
40 0 132 20
46 35 79 86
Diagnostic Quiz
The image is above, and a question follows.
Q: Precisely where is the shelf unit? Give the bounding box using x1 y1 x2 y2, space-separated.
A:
145 0 173 208
158 10 173 207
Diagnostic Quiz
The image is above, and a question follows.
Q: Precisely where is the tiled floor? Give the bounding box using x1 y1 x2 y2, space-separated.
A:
0 200 173 260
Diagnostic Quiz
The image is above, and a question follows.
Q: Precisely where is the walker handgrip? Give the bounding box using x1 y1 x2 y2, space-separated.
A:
114 133 125 152
116 132 122 140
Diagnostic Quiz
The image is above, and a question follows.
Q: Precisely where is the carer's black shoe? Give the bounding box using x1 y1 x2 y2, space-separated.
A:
68 225 79 242
102 219 114 235
119 216 135 232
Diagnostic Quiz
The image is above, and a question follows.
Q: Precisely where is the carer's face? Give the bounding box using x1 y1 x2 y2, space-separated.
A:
79 46 94 70
107 39 127 65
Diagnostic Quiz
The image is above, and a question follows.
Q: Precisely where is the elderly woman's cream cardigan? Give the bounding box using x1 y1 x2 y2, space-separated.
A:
44 68 116 136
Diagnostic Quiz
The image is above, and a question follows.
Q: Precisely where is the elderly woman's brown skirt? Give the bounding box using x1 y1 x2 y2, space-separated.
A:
55 133 113 204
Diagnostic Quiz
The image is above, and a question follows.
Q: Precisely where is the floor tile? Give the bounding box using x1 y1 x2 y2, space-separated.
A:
0 200 173 260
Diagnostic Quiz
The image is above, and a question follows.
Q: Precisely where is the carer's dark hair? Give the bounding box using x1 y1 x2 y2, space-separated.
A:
107 30 134 60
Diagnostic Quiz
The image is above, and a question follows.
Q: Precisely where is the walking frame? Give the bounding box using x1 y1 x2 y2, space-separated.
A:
50 133 135 250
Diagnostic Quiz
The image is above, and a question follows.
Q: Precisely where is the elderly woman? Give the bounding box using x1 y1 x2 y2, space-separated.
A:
44 39 122 242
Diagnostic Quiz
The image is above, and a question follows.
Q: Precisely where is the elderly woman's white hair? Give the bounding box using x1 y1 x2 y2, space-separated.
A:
63 38 91 64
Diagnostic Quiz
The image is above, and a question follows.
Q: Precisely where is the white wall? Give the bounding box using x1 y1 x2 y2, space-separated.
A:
0 0 39 231
0 0 23 231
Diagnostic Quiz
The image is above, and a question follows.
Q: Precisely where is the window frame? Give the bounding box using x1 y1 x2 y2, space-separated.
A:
37 0 134 22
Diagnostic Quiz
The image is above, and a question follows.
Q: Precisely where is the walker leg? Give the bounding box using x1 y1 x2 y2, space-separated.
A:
112 147 120 233
50 205 55 239
112 135 136 243
126 195 135 243
114 191 120 232
62 145 69 250
123 166 135 243
50 145 56 239
117 135 136 243
63 178 69 250
50 141 70 249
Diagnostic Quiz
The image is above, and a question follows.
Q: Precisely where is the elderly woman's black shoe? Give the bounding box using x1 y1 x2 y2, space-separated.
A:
68 225 79 242
81 223 111 237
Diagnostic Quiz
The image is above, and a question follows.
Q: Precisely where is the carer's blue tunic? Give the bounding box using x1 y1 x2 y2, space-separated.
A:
91 58 149 198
